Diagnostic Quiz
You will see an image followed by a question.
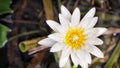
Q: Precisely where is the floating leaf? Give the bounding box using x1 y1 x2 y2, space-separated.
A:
0 0 11 14
0 23 10 47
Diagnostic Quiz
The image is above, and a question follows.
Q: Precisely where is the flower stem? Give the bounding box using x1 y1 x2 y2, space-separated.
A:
8 30 40 42
72 65 77 68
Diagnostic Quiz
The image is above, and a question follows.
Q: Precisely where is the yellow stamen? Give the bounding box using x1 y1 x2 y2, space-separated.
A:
63 27 86 49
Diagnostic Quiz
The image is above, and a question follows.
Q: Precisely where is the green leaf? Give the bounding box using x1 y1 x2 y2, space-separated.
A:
104 41 120 68
0 23 10 48
0 0 11 14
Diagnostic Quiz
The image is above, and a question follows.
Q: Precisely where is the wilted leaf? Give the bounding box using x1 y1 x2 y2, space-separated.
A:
0 23 10 47
0 0 11 14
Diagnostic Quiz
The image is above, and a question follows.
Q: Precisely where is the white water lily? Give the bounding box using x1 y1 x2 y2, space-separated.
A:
38 5 107 68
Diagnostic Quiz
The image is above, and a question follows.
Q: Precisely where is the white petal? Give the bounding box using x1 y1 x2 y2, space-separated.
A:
71 51 88 68
38 38 56 47
85 17 98 29
85 28 98 38
50 42 65 52
94 27 107 37
71 8 80 25
74 50 88 68
46 20 61 32
84 51 92 64
61 5 71 20
76 49 84 60
48 33 62 42
79 17 92 29
85 45 104 58
59 14 70 27
81 7 96 21
85 27 107 38
71 52 79 67
80 63 88 68
87 38 103 45
76 49 91 64
59 47 71 67
56 26 67 33
77 55 88 68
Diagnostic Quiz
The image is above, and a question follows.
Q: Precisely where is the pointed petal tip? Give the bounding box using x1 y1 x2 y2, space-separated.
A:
60 5 71 20
99 40 104 45
38 38 56 47
94 16 98 19
50 49 54 52
89 7 96 14
59 14 63 19
46 20 56 22
38 40 44 45
74 7 80 13
99 54 104 58
100 28 108 34
46 20 50 22
46 20 61 32
59 13 61 17
74 7 80 14
80 7 96 24
75 7 80 11
38 41 41 45
88 38 104 45
91 7 96 11
86 45 104 59
46 20 52 24
61 5 65 8
103 28 108 32
71 7 80 25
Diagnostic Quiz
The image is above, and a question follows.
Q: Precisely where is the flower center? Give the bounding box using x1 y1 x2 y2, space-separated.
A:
63 27 86 49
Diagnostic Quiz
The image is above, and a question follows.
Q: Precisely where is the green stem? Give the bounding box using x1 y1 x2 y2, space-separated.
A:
19 37 43 52
8 30 40 42
104 41 120 68
72 65 77 68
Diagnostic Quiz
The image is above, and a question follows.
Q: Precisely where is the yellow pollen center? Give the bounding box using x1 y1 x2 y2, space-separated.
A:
63 27 86 49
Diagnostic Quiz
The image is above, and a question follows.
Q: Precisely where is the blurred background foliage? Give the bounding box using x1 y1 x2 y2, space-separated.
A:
0 0 120 68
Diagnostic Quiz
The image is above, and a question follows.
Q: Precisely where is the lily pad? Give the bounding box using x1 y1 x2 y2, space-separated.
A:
0 24 10 48
0 0 11 14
